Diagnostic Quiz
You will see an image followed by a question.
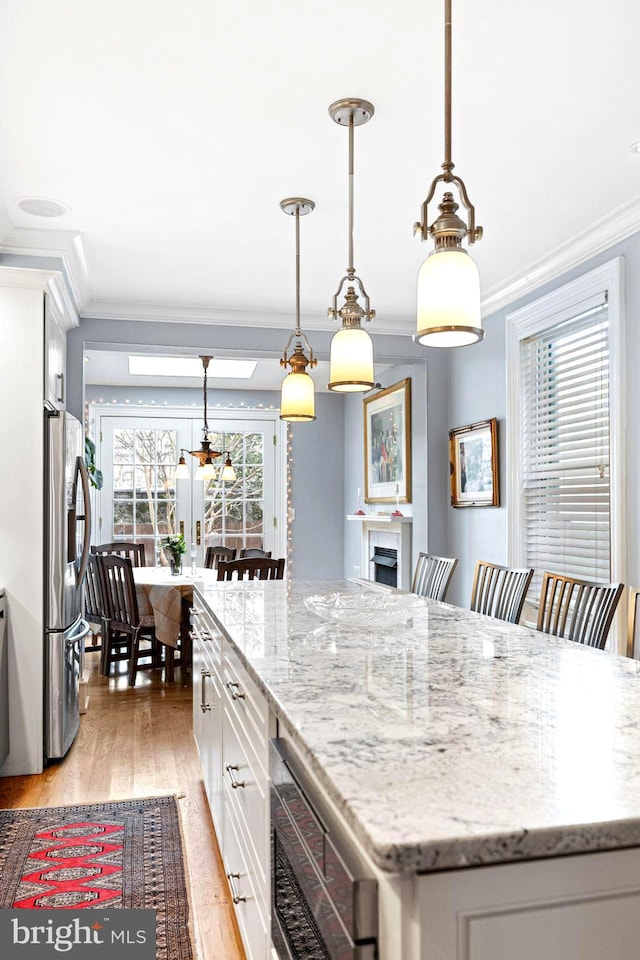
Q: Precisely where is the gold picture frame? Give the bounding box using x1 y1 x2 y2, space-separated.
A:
363 379 412 504
449 417 499 508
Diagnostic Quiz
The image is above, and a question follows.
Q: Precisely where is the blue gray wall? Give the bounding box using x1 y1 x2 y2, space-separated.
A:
85 382 345 581
442 231 640 608
343 357 450 581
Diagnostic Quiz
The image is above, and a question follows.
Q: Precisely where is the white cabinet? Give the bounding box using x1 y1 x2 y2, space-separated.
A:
191 603 224 835
44 291 66 411
192 586 272 960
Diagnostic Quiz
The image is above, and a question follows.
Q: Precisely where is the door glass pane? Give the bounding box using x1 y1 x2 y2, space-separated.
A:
111 427 180 563
203 431 265 554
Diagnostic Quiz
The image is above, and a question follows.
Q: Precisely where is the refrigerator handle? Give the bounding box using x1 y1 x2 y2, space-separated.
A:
68 455 92 588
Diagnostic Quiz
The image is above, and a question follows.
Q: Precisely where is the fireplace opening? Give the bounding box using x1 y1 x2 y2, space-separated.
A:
371 547 398 588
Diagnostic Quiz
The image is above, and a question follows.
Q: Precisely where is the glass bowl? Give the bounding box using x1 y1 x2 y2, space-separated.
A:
303 590 424 627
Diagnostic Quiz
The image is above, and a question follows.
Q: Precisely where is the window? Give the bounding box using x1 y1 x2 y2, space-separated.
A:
112 425 180 564
507 258 625 625
203 429 266 554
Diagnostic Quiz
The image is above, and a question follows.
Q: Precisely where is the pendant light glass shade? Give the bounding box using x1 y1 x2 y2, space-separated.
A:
328 326 374 392
220 454 236 483
175 454 190 480
280 370 315 421
195 459 216 482
416 248 482 347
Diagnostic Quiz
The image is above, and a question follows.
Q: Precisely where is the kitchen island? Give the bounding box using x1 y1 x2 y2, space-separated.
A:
192 577 640 960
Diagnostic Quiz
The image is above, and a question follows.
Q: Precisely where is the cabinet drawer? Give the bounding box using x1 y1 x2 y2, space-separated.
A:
223 645 268 774
223 797 270 960
191 605 222 662
223 703 269 890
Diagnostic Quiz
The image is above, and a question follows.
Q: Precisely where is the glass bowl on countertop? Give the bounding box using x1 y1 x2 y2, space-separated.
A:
303 590 424 627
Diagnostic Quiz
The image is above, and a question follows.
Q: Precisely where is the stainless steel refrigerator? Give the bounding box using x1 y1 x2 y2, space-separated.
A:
44 410 92 761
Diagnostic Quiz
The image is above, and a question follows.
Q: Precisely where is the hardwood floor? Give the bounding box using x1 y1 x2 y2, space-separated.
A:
0 649 245 960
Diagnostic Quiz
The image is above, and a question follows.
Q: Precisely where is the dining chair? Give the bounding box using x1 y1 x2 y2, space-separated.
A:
470 560 534 625
411 553 458 601
217 557 285 581
626 587 640 658
98 554 160 685
204 545 237 569
537 571 624 649
84 553 108 655
91 541 146 567
239 547 272 559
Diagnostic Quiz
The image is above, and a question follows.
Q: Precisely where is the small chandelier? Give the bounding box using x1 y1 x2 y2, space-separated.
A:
279 197 317 422
175 356 236 482
327 98 376 392
413 0 484 347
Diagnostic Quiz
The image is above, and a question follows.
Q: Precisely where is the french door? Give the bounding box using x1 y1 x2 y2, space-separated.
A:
97 411 283 566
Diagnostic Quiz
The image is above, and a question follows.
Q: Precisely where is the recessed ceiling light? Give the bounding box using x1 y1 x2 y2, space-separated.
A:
16 196 71 217
128 355 257 379
629 141 640 154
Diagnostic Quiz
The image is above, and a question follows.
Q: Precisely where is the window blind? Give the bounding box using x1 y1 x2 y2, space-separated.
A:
520 300 610 594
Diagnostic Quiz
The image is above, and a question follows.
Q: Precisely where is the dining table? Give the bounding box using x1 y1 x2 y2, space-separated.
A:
132 565 219 684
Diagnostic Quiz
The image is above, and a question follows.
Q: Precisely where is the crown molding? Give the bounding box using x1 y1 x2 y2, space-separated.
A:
481 192 640 318
0 227 92 317
3 194 640 332
81 298 414 335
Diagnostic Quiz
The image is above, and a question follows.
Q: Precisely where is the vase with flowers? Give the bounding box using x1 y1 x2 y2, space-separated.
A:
162 533 186 575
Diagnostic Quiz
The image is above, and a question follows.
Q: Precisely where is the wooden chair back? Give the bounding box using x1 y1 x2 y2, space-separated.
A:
204 545 237 569
85 553 107 625
537 572 624 649
470 560 534 624
239 547 272 559
98 554 159 685
91 541 146 567
626 587 640 658
217 557 285 581
411 553 458 601
98 554 141 632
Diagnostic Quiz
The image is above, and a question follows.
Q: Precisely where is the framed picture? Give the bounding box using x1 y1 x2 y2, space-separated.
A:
363 379 412 504
449 418 499 507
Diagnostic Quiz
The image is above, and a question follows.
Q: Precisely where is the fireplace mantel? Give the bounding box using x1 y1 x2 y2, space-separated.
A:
347 514 413 590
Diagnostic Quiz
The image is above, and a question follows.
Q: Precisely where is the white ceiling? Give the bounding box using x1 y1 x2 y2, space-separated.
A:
2 0 640 346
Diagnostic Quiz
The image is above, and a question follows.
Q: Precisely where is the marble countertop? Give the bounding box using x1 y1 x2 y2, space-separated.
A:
194 577 640 874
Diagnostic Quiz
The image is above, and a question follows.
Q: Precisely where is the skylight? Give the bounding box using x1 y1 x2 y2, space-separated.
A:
128 356 257 379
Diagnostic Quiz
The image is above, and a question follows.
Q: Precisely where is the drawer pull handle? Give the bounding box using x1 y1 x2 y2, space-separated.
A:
226 872 247 904
226 681 245 700
200 669 211 712
225 764 246 789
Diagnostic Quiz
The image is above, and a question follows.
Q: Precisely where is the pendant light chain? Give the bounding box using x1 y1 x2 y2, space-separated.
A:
327 98 376 392
348 113 355 275
443 0 452 176
279 198 317 423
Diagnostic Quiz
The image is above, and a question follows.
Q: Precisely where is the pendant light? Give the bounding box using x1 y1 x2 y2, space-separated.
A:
414 0 484 347
175 356 236 482
279 198 317 422
327 98 376 392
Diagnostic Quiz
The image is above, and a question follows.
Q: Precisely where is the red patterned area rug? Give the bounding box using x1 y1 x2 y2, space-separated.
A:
0 795 193 959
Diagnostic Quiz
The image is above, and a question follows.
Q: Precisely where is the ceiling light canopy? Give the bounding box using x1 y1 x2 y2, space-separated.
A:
279 198 317 423
413 0 484 348
327 98 376 392
175 356 236 483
